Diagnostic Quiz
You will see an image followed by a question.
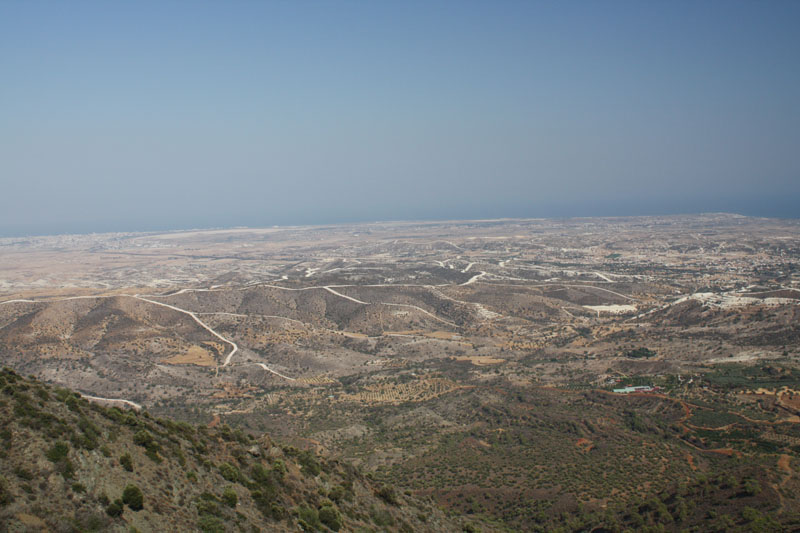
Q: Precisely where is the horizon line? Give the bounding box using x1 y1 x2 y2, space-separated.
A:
4 211 797 241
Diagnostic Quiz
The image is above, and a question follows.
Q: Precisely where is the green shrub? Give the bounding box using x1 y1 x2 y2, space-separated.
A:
196 499 221 517
65 395 82 412
77 416 100 449
73 510 108 532
106 499 124 517
370 506 395 527
269 503 287 520
319 504 343 531
219 462 240 482
743 479 762 496
625 347 656 359
0 476 13 506
328 485 346 502
222 487 238 507
197 515 225 533
376 484 399 505
13 466 34 480
144 448 163 463
272 458 287 479
173 447 186 467
122 484 144 511
297 450 321 476
46 441 70 462
133 430 157 450
297 504 320 529
103 406 125 423
251 463 272 485
120 453 133 472
56 457 75 479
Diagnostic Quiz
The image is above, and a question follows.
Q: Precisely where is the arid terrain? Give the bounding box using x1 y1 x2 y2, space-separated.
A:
2 214 800 530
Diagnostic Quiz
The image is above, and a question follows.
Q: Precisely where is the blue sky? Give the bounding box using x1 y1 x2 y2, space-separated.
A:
1 1 799 236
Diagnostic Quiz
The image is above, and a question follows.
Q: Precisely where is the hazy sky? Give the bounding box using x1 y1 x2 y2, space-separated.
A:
2 1 799 236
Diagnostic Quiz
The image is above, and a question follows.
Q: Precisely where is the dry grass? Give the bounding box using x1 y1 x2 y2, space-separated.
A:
452 355 505 366
161 345 216 366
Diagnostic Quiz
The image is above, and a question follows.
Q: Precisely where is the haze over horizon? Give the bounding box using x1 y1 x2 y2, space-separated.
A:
2 1 799 237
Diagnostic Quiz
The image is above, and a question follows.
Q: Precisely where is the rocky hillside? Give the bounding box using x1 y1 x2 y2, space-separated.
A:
0 368 467 532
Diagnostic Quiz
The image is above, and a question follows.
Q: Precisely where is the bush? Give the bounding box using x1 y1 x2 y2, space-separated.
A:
122 484 144 511
328 485 346 502
145 448 163 463
269 503 287 520
13 466 34 480
73 510 108 531
625 347 656 359
46 441 70 462
106 499 124 517
133 430 157 450
65 395 82 411
376 484 399 505
297 450 321 476
197 515 225 533
0 476 13 506
55 456 75 479
196 499 221 517
370 506 395 527
272 458 287 479
319 504 343 531
219 462 240 482
222 486 237 507
120 453 133 472
743 479 762 497
297 504 320 530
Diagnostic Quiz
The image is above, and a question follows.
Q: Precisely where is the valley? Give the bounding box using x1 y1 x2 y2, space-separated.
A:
2 214 800 531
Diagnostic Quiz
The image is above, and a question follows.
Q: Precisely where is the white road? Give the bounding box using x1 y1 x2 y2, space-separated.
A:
250 362 296 381
383 303 457 327
593 271 614 283
322 287 457 326
457 280 636 301
461 271 487 286
197 312 308 328
80 394 142 410
133 295 240 366
323 286 370 305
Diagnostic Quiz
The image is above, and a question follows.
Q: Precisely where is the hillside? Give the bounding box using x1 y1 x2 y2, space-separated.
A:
0 369 467 532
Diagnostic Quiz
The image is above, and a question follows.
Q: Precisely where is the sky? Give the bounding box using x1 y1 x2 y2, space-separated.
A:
1 1 799 236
